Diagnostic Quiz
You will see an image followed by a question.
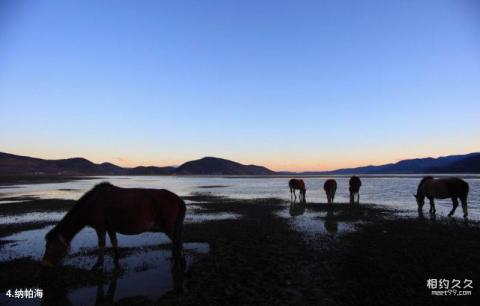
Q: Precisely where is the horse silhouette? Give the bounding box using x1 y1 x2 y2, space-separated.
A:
349 176 362 204
323 179 337 204
289 179 306 202
414 176 469 218
41 182 186 271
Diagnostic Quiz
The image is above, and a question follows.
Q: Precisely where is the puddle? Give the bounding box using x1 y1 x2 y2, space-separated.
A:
0 226 174 262
0 243 208 306
0 224 209 306
68 243 208 306
277 204 359 237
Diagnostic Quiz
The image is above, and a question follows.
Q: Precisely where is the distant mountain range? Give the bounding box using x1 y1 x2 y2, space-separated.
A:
0 152 273 175
0 151 479 176
313 152 480 174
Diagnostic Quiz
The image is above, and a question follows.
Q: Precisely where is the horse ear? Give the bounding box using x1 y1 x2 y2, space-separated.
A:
413 193 417 198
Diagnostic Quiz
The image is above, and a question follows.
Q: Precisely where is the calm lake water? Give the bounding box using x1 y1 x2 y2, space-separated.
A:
1 175 479 219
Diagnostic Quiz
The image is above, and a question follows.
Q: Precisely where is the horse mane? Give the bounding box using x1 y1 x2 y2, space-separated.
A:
45 182 113 241
417 176 434 194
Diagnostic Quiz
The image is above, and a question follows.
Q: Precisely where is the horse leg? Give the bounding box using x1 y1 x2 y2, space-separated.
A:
460 195 468 219
428 197 436 214
357 193 360 204
448 197 459 217
92 229 106 270
108 230 120 269
349 192 354 205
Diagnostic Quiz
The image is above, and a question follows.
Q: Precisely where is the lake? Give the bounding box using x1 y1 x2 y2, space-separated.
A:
1 174 479 219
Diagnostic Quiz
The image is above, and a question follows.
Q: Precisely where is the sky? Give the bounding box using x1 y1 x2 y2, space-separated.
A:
0 0 479 171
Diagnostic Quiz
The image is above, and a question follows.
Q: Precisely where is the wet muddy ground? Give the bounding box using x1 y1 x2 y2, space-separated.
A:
1 193 479 305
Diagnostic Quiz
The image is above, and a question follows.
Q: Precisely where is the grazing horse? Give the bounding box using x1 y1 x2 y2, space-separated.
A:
414 176 469 218
289 179 306 202
349 176 362 204
41 182 186 270
324 179 337 204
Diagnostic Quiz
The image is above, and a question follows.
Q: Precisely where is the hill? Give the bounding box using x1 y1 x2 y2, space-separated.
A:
175 157 275 175
318 152 480 174
0 152 174 175
0 152 274 175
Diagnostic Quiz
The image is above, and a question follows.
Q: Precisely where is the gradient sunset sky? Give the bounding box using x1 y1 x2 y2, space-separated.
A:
1 0 479 171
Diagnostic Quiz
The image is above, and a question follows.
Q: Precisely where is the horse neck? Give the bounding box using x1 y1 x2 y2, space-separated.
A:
57 212 86 244
417 183 428 198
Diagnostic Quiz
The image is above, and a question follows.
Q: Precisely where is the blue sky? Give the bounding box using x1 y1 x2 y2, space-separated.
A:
1 0 479 171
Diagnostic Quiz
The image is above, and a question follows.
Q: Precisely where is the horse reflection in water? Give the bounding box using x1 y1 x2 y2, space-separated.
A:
39 262 185 306
324 208 338 235
289 200 306 217
41 182 186 270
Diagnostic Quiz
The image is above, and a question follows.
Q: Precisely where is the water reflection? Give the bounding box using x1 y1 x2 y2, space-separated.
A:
36 243 206 306
289 201 306 217
324 209 338 235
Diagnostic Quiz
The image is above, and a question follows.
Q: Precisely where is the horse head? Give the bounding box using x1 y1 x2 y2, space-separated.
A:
41 227 69 267
413 193 424 208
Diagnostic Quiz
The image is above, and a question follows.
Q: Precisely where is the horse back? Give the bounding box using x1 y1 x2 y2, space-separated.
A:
427 177 469 199
289 179 305 190
324 179 337 193
86 186 185 236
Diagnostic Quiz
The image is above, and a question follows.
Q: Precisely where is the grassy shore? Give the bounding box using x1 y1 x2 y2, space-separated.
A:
0 196 479 305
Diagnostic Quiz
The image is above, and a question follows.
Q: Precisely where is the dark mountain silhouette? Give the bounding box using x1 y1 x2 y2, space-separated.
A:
175 157 275 175
0 152 273 175
0 152 174 175
1 151 479 176
128 166 175 175
317 152 480 174
426 153 480 173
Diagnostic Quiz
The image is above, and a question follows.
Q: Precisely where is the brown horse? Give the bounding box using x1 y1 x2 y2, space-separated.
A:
349 176 362 204
324 179 337 204
414 176 469 218
41 182 186 270
289 179 306 202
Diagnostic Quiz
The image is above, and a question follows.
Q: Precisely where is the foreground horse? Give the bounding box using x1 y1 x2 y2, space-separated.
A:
349 176 362 204
41 182 186 270
414 176 469 218
289 179 306 202
324 179 337 204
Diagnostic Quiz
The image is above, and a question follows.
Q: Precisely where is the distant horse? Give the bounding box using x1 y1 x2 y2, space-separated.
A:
324 179 337 204
349 176 362 204
41 182 186 270
414 176 469 218
289 179 306 202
